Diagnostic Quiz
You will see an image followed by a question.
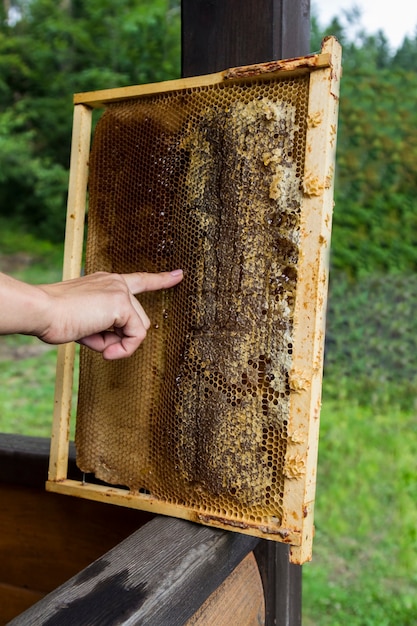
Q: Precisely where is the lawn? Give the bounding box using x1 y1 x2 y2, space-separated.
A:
303 394 417 625
0 338 58 437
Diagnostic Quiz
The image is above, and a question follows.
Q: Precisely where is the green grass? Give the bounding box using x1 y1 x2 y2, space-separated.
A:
0 344 58 437
0 336 79 440
0 217 64 282
303 390 417 625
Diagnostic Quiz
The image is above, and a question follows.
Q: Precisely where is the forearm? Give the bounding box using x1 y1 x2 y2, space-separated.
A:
0 272 48 337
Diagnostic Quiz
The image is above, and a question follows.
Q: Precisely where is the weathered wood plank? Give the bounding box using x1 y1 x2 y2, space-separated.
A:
0 484 151 595
8 516 259 626
0 434 97 488
0 434 58 488
185 552 264 625
1 435 262 624
0 583 44 626
0 435 152 623
255 540 302 626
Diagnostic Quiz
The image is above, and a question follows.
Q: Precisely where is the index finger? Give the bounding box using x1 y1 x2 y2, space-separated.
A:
122 270 184 295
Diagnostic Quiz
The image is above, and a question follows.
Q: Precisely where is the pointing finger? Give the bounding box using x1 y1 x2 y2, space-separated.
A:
122 269 183 295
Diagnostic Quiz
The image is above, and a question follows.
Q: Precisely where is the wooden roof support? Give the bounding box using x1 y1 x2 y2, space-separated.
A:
181 0 311 76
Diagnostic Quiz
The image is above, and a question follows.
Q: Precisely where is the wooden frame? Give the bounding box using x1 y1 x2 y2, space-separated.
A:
47 37 341 565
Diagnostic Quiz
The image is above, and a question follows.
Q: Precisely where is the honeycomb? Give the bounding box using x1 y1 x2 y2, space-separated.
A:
75 73 310 529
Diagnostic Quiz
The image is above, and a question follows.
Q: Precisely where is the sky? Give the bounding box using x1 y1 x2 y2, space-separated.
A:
313 1 417 49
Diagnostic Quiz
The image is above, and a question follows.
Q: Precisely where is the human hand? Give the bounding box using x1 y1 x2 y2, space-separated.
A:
36 270 183 360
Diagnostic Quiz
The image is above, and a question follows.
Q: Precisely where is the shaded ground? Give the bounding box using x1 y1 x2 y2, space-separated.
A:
0 337 53 361
0 252 35 274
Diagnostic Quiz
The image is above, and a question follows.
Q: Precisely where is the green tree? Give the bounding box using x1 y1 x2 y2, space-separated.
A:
392 31 417 70
332 67 417 276
312 4 417 277
3 0 417 265
0 0 180 240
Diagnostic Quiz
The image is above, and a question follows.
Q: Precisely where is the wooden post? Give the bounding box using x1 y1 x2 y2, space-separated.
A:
181 1 310 624
181 0 311 77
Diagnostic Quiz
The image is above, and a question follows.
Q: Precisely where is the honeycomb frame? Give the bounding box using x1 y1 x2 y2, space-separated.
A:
46 37 342 564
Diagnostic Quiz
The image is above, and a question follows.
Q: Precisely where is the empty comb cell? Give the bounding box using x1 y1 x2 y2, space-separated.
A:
47 37 342 564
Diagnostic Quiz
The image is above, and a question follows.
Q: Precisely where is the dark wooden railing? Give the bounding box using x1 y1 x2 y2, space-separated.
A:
0 434 263 625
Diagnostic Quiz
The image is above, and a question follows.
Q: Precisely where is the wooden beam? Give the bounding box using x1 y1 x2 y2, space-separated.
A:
0 434 75 489
1 440 261 624
181 0 311 77
73 50 330 108
255 540 302 626
9 516 259 626
0 484 151 595
186 553 265 625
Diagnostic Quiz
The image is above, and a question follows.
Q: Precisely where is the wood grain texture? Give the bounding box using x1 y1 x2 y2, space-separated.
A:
0 484 150 592
49 103 91 484
0 584 44 626
73 52 329 108
181 0 311 77
0 438 151 625
186 552 264 625
8 516 259 626
254 540 301 626
0 434 54 488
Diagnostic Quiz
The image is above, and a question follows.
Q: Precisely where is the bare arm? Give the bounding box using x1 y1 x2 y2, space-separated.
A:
0 269 183 360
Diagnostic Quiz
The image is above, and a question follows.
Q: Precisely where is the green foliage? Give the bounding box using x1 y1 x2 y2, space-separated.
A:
0 339 78 439
311 6 417 278
0 109 69 240
1 1 417 269
332 68 417 277
0 216 63 278
304 15 417 607
392 29 417 71
1 1 417 275
325 273 417 408
0 0 180 240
